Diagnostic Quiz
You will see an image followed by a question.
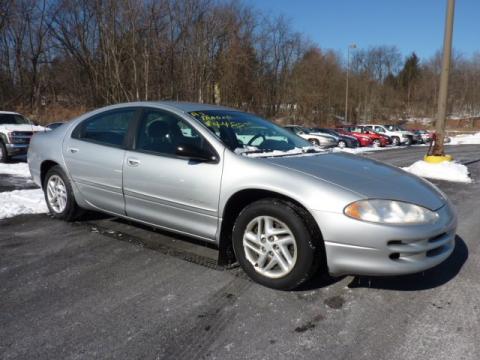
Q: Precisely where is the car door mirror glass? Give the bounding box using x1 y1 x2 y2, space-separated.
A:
175 144 217 162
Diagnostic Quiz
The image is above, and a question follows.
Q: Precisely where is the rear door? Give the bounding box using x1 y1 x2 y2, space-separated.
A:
123 108 223 240
63 108 139 214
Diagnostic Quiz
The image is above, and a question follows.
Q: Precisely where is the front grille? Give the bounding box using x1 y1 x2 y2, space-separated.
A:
10 131 33 144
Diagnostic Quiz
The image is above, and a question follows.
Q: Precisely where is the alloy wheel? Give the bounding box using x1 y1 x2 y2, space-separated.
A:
46 175 68 213
242 216 297 279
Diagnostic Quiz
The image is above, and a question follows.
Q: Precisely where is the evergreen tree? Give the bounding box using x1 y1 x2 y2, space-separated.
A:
398 52 421 110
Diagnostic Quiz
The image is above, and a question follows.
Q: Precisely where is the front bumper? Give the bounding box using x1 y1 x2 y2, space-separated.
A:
358 138 372 147
400 135 414 144
5 143 29 156
347 139 359 148
312 202 457 276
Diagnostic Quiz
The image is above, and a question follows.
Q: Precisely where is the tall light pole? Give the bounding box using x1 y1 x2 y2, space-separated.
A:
345 43 356 124
432 0 455 156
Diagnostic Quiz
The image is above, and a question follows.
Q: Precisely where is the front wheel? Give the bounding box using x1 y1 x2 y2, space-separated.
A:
338 140 346 148
308 138 320 146
391 136 400 146
0 142 10 163
232 199 321 290
43 165 82 221
372 139 381 147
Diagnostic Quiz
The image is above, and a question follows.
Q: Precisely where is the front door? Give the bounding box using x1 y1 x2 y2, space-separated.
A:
123 108 223 240
63 108 138 214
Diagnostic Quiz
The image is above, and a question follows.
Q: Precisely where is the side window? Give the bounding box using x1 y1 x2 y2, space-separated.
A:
72 109 136 147
135 109 209 156
375 126 385 133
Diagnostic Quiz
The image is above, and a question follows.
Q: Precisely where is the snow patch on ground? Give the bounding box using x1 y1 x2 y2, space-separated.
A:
402 160 472 183
0 189 48 219
0 162 31 177
449 131 480 145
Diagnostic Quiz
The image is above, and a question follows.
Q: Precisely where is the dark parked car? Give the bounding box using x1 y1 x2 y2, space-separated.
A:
46 122 66 131
310 128 359 148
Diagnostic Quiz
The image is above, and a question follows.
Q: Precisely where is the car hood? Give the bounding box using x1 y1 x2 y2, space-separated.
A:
264 152 445 210
310 132 336 140
0 124 46 132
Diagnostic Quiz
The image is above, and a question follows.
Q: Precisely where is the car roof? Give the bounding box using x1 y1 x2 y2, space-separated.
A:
0 111 21 115
132 101 235 113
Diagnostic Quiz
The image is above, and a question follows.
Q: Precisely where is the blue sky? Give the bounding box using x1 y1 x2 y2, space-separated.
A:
245 0 479 61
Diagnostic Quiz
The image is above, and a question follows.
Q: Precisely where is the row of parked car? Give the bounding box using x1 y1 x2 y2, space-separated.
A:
0 109 438 163
284 124 436 149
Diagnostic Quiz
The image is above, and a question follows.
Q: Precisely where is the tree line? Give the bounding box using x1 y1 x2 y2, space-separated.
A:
1 0 480 125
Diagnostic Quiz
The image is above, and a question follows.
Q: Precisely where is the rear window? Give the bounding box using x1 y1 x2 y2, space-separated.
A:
72 109 136 147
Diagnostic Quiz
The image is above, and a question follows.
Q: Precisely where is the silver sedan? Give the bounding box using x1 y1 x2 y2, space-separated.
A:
27 102 457 290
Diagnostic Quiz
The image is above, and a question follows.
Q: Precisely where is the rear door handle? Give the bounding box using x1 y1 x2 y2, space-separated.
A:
127 158 140 167
68 147 79 154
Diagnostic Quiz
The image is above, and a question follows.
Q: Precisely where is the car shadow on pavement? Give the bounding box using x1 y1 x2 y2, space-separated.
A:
347 235 468 291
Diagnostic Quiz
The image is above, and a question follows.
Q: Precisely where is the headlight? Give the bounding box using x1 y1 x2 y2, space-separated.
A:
344 200 439 225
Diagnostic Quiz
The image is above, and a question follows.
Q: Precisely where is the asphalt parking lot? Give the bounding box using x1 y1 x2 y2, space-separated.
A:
1 145 479 360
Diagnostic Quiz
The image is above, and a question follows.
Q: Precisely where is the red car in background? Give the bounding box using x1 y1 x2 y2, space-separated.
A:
355 126 391 146
339 125 390 147
335 127 373 147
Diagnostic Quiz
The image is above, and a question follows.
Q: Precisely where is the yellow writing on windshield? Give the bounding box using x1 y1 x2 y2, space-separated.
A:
190 112 247 128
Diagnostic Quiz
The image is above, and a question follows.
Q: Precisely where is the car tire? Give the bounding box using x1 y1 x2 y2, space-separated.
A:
0 141 10 163
372 139 381 147
232 198 322 290
404 138 411 146
43 165 82 221
391 136 400 146
338 140 346 148
308 138 320 146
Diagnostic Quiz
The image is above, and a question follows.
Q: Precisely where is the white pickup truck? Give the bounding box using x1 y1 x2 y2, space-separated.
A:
0 111 46 162
359 124 416 146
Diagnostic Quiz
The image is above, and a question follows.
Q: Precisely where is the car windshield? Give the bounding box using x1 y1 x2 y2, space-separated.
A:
0 113 32 125
189 110 315 156
384 125 405 131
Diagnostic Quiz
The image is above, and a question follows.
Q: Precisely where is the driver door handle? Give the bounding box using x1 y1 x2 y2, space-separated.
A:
68 147 79 154
127 158 140 167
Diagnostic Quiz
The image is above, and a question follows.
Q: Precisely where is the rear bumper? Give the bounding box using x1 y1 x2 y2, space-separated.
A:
5 143 29 156
311 202 457 276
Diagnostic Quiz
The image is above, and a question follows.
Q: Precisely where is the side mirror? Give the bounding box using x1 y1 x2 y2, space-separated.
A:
175 144 218 163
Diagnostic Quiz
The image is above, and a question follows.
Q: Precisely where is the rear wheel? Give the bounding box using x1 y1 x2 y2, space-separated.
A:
391 136 400 146
372 139 381 147
232 198 322 290
43 165 82 221
0 142 10 163
338 140 346 148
